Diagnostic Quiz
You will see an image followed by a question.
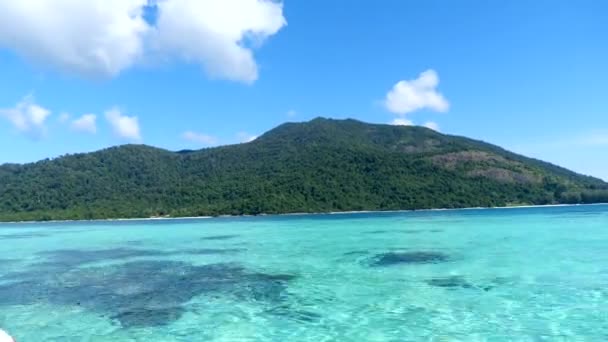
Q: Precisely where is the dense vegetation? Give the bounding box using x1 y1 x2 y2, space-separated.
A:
1 118 607 221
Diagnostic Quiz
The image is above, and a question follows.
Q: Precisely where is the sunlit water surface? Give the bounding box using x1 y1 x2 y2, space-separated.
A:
1 205 607 341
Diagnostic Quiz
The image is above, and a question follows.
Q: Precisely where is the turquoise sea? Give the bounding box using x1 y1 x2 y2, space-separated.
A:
1 204 607 341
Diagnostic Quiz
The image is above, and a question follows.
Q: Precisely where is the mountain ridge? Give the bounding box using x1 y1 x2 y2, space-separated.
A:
1 118 607 221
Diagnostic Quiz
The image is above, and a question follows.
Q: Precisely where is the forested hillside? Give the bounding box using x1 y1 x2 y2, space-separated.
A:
1 118 607 221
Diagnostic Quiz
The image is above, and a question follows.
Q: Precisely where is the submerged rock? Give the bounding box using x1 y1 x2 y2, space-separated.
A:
369 251 449 266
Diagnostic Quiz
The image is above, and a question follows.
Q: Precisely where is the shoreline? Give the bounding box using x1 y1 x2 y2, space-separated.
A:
1 203 606 225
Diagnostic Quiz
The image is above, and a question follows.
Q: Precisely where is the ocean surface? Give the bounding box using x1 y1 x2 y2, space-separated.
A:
1 205 607 341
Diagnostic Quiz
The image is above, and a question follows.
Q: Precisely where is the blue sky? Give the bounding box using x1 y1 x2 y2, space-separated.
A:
0 0 607 180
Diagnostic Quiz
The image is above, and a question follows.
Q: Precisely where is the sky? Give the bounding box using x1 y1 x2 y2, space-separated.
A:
0 0 607 180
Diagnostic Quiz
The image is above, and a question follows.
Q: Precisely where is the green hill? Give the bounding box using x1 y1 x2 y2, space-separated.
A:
1 118 607 221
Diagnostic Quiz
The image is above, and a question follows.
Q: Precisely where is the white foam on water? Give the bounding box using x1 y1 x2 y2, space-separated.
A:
0 329 14 342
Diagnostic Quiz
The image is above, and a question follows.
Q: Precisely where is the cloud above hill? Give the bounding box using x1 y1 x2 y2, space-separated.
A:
105 108 141 141
0 0 286 82
0 0 149 77
385 69 449 130
384 69 449 115
423 121 440 131
71 114 98 134
0 96 51 138
153 0 286 83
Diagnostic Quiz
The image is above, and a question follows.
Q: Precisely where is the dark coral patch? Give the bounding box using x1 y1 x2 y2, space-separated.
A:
200 235 239 241
112 307 185 328
0 249 296 328
426 276 510 291
369 251 449 267
426 276 474 289
364 230 388 234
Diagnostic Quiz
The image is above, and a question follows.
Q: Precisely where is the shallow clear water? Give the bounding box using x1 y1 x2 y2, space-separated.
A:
1 205 607 341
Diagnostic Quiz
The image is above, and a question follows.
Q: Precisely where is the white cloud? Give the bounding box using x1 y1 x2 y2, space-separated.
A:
105 108 141 141
390 118 414 126
384 69 449 115
154 0 286 83
182 131 218 146
0 0 286 82
71 114 97 134
423 121 440 131
0 0 149 78
0 96 51 137
237 132 258 143
286 109 297 118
